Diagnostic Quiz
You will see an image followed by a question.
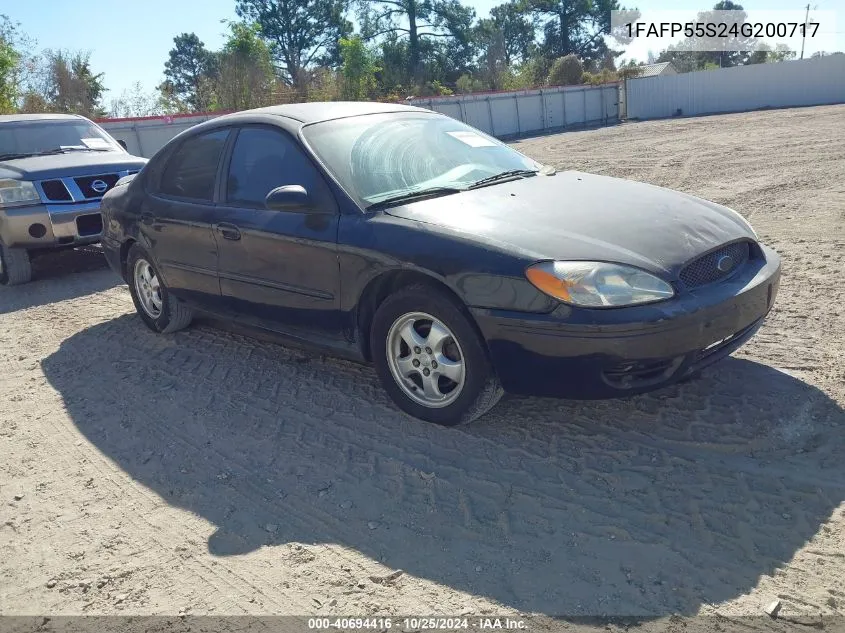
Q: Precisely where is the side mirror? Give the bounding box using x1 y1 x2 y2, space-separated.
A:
265 185 314 212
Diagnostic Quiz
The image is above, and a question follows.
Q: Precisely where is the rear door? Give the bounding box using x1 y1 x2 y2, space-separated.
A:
143 128 232 309
212 124 343 338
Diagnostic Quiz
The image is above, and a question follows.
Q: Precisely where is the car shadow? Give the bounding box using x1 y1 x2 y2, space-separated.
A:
0 246 117 314
41 314 845 616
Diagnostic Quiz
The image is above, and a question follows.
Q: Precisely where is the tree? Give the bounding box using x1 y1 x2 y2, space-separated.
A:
767 44 796 62
109 81 178 118
527 0 623 65
455 72 484 92
0 18 20 113
747 43 796 65
472 2 536 90
0 15 36 114
473 21 508 89
358 0 476 82
215 22 275 111
340 36 379 99
657 1 759 71
616 58 643 79
235 0 352 91
161 33 217 111
547 53 583 85
29 50 106 119
489 2 536 66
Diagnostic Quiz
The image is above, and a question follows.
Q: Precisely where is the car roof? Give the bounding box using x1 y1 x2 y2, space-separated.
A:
215 101 432 125
0 113 87 123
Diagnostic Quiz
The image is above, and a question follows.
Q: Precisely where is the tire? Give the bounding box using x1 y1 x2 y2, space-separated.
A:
370 283 503 426
0 240 32 286
126 244 193 334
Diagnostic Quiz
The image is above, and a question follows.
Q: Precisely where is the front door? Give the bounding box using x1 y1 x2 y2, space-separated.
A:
213 125 342 339
144 128 231 309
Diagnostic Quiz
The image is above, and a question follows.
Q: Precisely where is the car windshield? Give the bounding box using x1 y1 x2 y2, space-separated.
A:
0 119 122 159
301 112 544 208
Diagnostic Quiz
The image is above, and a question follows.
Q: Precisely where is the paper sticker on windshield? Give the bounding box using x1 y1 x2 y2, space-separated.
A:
446 131 496 147
81 137 111 149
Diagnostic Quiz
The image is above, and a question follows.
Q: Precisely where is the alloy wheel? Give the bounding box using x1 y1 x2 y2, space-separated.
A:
133 258 163 319
385 311 466 408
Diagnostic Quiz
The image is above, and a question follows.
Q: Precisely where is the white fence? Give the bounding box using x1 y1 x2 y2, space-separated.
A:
100 113 220 158
626 54 845 120
100 55 844 158
408 83 620 138
99 84 621 158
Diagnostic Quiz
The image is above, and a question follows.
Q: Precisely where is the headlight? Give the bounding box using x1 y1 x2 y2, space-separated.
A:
0 179 40 207
525 261 675 307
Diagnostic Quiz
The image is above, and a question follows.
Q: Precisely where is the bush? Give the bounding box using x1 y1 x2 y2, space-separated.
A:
547 54 584 86
582 68 618 85
455 74 484 94
616 65 643 80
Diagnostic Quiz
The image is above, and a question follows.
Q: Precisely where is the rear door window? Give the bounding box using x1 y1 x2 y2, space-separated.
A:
157 129 230 201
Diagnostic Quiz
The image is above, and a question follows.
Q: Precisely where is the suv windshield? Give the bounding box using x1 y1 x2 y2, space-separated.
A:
301 112 545 208
0 118 122 159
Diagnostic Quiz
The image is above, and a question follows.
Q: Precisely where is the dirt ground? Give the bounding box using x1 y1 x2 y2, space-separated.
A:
1 104 844 623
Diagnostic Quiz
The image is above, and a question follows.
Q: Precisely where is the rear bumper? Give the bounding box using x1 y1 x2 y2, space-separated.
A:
0 202 104 249
471 245 781 399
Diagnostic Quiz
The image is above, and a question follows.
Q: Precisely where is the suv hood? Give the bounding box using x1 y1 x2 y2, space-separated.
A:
383 170 755 276
0 151 148 180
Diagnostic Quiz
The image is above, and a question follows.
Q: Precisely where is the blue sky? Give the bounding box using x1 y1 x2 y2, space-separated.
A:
3 0 842 104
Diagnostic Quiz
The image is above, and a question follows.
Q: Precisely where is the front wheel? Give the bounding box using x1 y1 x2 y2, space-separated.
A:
370 284 503 425
0 241 32 286
126 244 193 334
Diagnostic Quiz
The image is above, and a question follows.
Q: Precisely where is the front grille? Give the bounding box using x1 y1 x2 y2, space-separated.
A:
74 174 120 199
76 213 103 237
41 179 72 201
680 241 750 289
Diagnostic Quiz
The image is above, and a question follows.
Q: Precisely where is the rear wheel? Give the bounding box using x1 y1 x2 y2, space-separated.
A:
0 240 32 286
127 244 193 334
371 284 503 425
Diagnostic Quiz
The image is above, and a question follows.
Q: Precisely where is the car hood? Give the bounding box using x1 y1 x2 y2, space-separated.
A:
383 170 755 277
0 151 147 180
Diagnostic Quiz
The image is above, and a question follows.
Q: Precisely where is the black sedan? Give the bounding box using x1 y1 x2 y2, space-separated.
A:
100 102 781 425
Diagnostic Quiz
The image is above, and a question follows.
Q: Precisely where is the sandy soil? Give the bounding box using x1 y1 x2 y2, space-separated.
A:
1 105 844 623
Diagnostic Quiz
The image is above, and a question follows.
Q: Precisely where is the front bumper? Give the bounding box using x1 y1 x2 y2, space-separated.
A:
471 245 782 399
101 235 125 280
0 202 104 249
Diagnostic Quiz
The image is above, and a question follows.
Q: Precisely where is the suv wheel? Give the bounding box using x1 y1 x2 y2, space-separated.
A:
127 244 193 334
0 241 32 286
370 284 503 425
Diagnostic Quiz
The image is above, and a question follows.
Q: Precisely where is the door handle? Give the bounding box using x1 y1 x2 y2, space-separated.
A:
140 212 154 226
215 222 241 241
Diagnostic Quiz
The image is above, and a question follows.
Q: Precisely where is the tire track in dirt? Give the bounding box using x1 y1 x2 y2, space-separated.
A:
34 303 845 615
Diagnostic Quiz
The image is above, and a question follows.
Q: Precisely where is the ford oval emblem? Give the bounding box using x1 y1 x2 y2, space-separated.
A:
716 255 735 272
90 179 109 194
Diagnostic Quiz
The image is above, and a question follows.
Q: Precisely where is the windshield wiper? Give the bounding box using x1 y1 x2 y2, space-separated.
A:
0 152 38 161
466 169 540 190
37 146 109 155
366 186 463 211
